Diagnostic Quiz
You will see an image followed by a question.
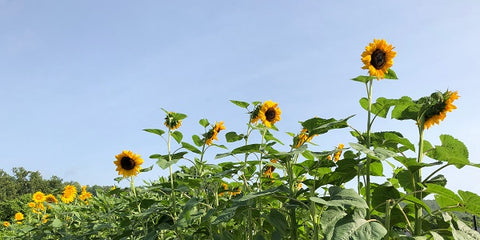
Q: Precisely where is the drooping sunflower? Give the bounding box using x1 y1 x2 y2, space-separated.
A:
294 128 317 148
32 191 46 203
45 194 58 204
258 100 281 128
114 150 144 177
164 112 182 130
263 159 277 178
61 185 77 204
423 91 459 129
205 121 226 146
361 39 396 79
14 212 24 222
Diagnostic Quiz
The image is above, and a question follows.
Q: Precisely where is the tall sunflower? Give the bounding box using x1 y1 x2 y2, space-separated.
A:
205 121 226 146
258 100 281 128
423 91 459 129
164 111 184 130
361 39 396 79
114 150 144 177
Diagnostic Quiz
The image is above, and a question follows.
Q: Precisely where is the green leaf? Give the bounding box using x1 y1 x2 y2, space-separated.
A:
351 75 375 83
236 186 283 202
212 206 239 224
199 119 209 127
192 135 202 147
403 194 431 214
156 158 180 169
391 96 419 121
329 186 369 209
143 128 165 136
266 209 288 235
171 131 183 143
458 191 480 216
426 184 463 207
349 143 396 161
231 144 262 154
301 115 353 136
140 165 153 173
181 142 201 154
225 131 244 143
384 69 398 79
372 184 400 212
426 135 469 168
51 218 62 228
230 100 250 108
359 97 396 118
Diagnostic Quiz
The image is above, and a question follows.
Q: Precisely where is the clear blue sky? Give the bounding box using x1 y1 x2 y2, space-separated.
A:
1 1 479 194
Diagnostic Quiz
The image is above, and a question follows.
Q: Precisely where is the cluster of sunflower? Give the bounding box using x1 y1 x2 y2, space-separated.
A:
361 39 459 129
218 183 242 197
2 212 24 227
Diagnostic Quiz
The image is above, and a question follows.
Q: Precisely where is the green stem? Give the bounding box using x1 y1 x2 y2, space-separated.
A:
414 127 425 235
365 80 374 218
384 199 392 240
167 130 177 219
130 176 141 213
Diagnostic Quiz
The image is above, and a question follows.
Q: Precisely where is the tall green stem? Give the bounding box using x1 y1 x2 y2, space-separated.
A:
365 80 374 218
167 130 177 219
414 127 425 235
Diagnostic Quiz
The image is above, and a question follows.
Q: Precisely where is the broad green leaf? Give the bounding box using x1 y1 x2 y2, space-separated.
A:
192 135 202 147
458 191 480 216
384 69 398 79
351 75 375 83
156 158 180 169
236 186 283 202
199 119 209 127
426 135 469 168
181 142 201 154
301 115 353 136
171 131 183 143
349 143 396 161
212 206 239 224
403 194 431 214
391 96 419 121
371 184 400 212
426 183 463 206
329 186 369 209
266 209 288 235
397 169 414 192
359 97 396 118
225 131 244 142
51 218 62 228
230 100 250 108
143 128 165 136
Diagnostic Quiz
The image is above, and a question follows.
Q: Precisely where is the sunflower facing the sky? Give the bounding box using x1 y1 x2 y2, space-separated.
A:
422 91 459 129
114 150 144 177
61 185 77 204
361 39 396 79
205 121 226 146
32 191 46 203
258 100 281 128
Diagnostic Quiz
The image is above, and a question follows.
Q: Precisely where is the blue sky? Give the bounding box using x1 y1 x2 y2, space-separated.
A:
1 1 479 194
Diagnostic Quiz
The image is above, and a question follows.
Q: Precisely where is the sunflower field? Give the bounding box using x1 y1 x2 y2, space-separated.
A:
2 39 480 240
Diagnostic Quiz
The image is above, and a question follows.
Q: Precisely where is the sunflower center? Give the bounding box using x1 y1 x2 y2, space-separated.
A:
265 108 276 122
370 49 386 69
120 157 136 170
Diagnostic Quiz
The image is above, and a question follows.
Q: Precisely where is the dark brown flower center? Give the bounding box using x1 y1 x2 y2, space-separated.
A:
370 49 386 69
265 108 276 122
121 157 136 170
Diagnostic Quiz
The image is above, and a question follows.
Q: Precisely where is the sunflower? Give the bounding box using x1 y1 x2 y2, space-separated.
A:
361 39 396 79
423 91 459 129
45 194 58 204
263 159 277 178
61 185 77 204
294 129 317 148
79 186 93 202
33 191 46 203
114 150 144 177
218 183 228 197
333 143 344 162
258 100 281 128
3 221 10 227
164 112 182 130
28 202 36 208
205 121 226 146
14 212 24 222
